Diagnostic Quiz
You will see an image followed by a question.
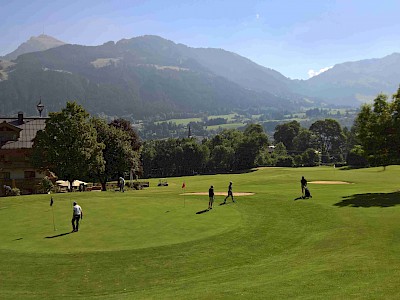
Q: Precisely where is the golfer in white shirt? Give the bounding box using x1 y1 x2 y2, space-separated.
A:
72 201 83 232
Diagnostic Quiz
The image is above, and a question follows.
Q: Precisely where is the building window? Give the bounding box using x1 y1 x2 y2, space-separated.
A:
0 172 10 179
24 171 36 179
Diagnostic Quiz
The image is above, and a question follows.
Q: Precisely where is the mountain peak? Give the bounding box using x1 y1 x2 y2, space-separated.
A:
3 34 66 61
29 34 64 43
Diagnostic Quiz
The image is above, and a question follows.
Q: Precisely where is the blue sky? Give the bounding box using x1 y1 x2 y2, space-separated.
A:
1 0 399 79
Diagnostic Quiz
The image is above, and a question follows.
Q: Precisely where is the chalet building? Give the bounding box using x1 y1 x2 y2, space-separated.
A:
0 112 48 196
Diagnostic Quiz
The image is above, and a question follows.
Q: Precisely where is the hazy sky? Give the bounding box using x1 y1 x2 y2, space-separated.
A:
1 0 399 79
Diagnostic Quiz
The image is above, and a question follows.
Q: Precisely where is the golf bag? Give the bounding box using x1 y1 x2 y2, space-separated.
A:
304 186 312 198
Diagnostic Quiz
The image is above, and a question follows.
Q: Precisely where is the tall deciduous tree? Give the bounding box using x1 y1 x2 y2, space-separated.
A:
274 120 300 151
354 89 400 167
110 118 143 176
31 102 105 190
309 119 345 163
293 128 316 153
141 141 157 178
109 118 142 152
179 139 209 175
206 129 241 172
235 124 269 170
209 145 235 172
92 118 140 191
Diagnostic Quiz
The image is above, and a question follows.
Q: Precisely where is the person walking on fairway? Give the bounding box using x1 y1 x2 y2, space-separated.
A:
301 176 307 197
71 201 83 232
208 185 215 210
223 181 235 203
119 176 125 192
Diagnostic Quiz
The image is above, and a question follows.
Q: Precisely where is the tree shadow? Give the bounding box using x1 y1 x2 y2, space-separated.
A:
196 209 209 214
227 169 257 175
202 169 257 175
45 232 73 239
340 166 369 171
334 191 400 208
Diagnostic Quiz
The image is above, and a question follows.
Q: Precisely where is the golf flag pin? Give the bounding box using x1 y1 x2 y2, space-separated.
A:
182 182 186 189
50 197 54 206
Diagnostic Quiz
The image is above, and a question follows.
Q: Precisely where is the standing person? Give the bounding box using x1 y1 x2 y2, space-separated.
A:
208 185 215 210
301 176 307 197
223 181 235 204
71 201 83 232
119 176 125 192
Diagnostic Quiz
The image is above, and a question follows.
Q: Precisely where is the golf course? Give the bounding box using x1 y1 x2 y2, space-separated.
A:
1 166 400 299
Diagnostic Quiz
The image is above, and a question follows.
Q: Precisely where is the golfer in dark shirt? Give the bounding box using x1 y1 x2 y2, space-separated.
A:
301 176 307 196
223 181 235 203
208 186 214 210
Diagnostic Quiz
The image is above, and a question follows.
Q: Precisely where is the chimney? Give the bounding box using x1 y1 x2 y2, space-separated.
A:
18 111 24 125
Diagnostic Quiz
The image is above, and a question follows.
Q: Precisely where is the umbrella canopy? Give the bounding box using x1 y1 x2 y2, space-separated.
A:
56 180 88 187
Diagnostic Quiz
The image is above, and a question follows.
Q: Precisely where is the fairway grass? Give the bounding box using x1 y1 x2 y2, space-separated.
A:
2 166 400 299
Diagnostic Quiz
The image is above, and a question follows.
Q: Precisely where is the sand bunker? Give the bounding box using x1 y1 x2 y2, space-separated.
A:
182 192 255 196
309 181 351 185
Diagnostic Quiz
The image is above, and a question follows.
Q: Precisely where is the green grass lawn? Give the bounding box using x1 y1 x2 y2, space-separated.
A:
155 117 202 126
206 122 246 131
2 166 400 299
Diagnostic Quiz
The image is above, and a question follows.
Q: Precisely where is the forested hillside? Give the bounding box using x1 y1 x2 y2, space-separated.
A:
0 36 308 118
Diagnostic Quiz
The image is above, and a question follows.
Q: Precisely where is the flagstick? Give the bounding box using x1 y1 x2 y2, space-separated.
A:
183 187 186 208
51 205 56 231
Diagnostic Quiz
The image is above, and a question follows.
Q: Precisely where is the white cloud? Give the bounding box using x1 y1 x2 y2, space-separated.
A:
256 14 260 19
308 66 333 78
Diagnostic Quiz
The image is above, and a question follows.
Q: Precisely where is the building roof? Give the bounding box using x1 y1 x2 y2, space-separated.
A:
0 116 47 150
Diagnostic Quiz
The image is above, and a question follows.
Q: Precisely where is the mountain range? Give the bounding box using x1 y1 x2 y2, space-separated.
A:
291 53 400 106
0 34 399 118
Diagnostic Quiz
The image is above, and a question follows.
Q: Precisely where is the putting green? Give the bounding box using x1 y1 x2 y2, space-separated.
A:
0 192 241 254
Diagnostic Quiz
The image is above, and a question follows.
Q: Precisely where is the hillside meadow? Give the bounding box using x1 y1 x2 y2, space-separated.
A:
1 166 400 299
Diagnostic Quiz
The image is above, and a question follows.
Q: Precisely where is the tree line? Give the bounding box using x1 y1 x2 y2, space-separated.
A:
32 86 400 187
141 118 350 178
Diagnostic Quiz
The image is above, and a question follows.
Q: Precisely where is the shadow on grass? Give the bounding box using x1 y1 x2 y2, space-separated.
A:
45 232 73 239
202 169 257 175
340 166 369 171
334 191 400 208
341 166 389 172
196 209 209 214
227 169 257 175
294 196 311 201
